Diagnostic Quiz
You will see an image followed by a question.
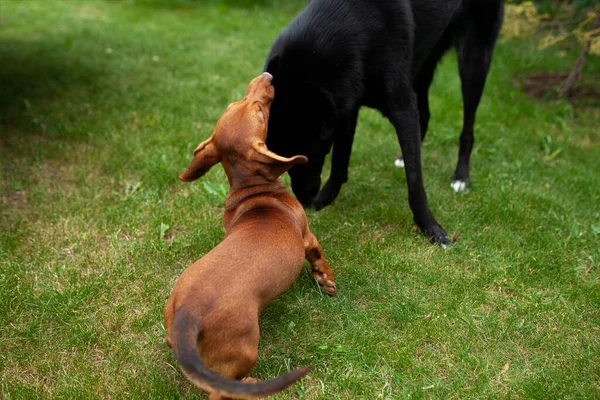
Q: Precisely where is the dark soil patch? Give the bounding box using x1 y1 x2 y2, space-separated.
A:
515 71 600 108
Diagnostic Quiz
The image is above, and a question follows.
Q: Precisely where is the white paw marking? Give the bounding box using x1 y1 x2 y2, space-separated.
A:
440 242 451 250
451 180 467 192
394 157 405 168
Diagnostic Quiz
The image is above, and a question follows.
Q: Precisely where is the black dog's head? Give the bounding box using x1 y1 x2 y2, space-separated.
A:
264 53 338 206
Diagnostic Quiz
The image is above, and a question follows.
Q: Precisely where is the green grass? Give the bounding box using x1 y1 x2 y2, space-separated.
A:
1 1 599 398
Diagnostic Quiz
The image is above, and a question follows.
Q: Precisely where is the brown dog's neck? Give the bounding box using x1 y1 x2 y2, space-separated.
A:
225 178 286 209
225 175 285 196
223 178 289 229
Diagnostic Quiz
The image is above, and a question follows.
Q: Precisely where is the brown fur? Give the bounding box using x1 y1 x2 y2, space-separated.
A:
164 73 337 400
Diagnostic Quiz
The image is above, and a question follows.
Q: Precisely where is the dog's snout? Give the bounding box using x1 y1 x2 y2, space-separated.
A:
244 73 275 106
261 72 273 82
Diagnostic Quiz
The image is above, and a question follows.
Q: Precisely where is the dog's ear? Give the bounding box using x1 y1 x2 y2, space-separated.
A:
252 142 307 180
179 137 220 182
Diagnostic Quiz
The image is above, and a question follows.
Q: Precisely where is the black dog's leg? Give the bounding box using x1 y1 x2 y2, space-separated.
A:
394 35 451 168
393 66 435 169
416 87 431 142
312 111 359 210
451 48 490 192
415 60 438 143
387 91 450 247
452 3 503 192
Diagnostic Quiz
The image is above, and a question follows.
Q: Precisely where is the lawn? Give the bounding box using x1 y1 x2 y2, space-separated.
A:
1 1 599 399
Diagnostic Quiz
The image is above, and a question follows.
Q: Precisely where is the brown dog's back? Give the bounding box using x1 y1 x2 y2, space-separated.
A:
171 204 306 306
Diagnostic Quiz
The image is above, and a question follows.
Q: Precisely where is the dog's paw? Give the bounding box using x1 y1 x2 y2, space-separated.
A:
321 279 337 296
312 181 341 210
311 197 329 211
422 224 452 249
451 179 470 193
313 272 337 295
394 156 405 168
319 281 337 296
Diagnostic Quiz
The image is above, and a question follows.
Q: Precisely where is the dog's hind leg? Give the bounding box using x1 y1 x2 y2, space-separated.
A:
451 1 504 192
304 231 337 295
312 111 359 210
202 319 260 400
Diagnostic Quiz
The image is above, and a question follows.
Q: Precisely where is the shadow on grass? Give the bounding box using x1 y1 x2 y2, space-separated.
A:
0 38 105 137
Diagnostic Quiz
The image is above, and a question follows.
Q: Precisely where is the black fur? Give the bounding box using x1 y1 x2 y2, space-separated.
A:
264 0 504 246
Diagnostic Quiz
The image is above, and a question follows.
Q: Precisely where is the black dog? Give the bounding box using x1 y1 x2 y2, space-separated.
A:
264 0 504 247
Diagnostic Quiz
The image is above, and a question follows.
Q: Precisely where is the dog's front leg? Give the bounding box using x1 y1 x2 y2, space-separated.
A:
303 231 337 295
387 92 451 248
312 112 359 210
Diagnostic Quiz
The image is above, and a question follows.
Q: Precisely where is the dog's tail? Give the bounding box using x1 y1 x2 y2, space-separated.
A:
170 309 311 399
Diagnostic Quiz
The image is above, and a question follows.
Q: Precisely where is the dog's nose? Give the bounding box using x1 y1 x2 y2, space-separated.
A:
261 72 273 82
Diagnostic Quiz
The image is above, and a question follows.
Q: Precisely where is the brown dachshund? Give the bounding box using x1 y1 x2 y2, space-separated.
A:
164 73 337 400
